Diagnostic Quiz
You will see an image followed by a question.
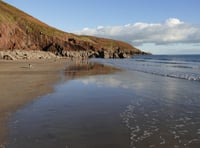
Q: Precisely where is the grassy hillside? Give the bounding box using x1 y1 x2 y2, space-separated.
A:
0 1 144 58
0 1 65 36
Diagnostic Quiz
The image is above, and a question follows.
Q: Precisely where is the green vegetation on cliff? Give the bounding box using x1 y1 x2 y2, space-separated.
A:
0 1 144 58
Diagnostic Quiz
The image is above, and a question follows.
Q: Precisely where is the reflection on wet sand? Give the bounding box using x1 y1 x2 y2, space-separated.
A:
7 62 128 148
0 59 67 146
64 61 120 79
78 70 200 148
6 62 200 148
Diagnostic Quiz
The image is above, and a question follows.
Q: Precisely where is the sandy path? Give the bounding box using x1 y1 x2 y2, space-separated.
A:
0 59 68 146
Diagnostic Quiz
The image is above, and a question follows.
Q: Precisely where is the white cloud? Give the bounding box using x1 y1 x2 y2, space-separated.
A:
165 18 183 27
77 18 200 46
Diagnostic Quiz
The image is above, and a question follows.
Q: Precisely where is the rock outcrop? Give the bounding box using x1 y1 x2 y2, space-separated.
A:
0 1 146 59
0 50 59 60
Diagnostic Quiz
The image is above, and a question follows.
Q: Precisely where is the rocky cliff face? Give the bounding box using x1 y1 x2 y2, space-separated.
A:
0 1 145 59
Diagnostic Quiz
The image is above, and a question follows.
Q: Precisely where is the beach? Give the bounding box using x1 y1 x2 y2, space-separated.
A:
1 1 199 147
0 59 68 146
1 55 200 148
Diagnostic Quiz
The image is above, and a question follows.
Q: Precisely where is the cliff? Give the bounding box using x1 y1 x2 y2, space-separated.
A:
0 1 145 59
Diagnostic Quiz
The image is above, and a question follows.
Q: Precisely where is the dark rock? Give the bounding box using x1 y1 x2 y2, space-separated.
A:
68 38 76 44
3 54 14 60
113 52 119 58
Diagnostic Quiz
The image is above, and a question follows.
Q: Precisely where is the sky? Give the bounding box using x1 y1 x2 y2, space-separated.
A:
3 0 200 54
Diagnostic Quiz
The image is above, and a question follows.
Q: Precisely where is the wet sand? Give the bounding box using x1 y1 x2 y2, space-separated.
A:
6 62 200 148
0 59 68 146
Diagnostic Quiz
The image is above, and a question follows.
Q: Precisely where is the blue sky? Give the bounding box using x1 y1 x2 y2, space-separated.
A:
3 0 200 54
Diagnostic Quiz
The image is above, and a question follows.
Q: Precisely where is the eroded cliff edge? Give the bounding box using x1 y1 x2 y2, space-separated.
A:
0 1 146 60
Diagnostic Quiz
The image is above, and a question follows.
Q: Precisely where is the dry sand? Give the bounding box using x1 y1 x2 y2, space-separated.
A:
0 59 68 146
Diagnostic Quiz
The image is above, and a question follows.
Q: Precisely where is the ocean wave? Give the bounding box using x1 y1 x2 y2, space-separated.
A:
90 56 200 82
135 59 187 65
124 67 200 81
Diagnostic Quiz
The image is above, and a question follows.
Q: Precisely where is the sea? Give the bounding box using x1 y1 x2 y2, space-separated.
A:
91 54 200 82
7 54 200 148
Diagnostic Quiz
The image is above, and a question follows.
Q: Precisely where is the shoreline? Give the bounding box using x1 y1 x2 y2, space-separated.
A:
4 56 200 147
6 62 128 148
0 59 68 146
